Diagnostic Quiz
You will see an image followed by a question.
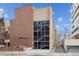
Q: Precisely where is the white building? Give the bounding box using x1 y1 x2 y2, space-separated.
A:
71 3 79 39
4 20 10 31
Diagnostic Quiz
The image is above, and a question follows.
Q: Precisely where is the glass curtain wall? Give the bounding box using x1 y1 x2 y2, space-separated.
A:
33 20 49 49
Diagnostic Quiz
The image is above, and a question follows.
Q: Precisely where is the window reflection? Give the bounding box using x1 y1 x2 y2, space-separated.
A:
33 20 49 49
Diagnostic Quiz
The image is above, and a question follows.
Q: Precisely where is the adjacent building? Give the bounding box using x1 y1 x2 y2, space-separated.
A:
9 5 56 50
71 3 79 39
9 5 33 49
4 20 10 31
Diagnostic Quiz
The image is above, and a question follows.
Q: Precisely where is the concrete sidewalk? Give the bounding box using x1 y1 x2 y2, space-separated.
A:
0 46 79 56
55 46 79 53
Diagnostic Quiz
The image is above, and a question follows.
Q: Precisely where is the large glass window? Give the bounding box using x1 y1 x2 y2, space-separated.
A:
33 21 50 49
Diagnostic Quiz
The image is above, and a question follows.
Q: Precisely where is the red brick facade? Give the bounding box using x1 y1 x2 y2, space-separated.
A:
9 5 33 48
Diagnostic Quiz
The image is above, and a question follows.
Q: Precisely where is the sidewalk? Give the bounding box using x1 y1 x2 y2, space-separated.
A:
55 45 79 53
0 46 79 56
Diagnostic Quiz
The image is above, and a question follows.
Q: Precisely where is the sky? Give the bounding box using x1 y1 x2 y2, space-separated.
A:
0 3 72 35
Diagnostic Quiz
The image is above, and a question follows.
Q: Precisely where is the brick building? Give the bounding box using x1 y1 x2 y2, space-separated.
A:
9 5 56 50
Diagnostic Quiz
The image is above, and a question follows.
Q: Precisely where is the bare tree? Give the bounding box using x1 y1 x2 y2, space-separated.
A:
0 17 5 45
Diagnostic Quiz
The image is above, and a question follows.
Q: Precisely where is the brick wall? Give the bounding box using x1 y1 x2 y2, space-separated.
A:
9 5 33 48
